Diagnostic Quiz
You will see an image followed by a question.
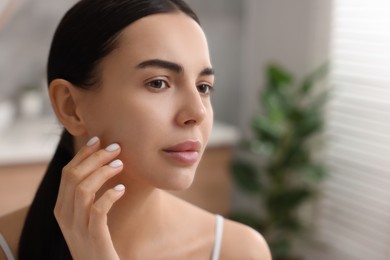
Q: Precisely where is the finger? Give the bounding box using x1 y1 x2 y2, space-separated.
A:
60 142 121 204
67 136 101 167
56 136 101 209
65 143 121 184
74 159 124 228
58 143 121 229
88 185 125 242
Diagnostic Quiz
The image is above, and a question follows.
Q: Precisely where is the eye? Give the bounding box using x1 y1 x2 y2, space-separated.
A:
197 84 213 95
147 79 168 89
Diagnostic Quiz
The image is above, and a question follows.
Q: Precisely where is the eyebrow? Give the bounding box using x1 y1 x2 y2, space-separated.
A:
200 67 215 77
136 59 215 76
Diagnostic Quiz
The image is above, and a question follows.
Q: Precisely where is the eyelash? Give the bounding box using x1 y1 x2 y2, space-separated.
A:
197 83 214 95
146 79 168 90
146 79 214 95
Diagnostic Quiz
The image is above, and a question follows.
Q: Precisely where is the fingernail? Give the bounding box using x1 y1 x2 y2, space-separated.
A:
105 143 120 152
114 184 125 191
109 159 123 168
86 136 99 146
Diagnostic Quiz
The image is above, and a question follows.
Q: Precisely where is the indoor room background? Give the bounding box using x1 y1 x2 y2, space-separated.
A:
1 0 389 259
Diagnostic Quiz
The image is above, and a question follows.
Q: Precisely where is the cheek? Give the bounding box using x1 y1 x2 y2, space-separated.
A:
93 97 171 148
203 105 214 141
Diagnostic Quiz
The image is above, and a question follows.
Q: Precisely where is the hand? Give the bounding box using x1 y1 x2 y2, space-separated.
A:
54 136 125 260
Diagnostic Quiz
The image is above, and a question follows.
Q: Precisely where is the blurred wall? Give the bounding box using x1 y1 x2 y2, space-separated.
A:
238 0 332 135
0 0 77 101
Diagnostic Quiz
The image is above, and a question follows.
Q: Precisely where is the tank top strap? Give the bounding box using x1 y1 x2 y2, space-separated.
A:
211 214 224 260
0 233 15 260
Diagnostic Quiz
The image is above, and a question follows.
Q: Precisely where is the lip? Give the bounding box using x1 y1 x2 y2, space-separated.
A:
162 140 201 165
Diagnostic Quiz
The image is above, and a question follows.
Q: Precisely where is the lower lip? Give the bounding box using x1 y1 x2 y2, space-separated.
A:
162 151 199 165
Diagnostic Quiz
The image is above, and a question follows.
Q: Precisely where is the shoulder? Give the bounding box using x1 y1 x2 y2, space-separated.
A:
220 218 272 260
164 193 271 259
0 207 29 257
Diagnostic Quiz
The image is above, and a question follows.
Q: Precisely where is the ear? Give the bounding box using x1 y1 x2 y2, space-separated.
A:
49 79 87 136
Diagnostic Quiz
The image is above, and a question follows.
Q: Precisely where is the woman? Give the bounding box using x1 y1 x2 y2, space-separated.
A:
0 0 271 259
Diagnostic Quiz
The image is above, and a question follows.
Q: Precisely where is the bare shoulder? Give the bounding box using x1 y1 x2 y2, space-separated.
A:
0 207 29 257
163 193 271 259
220 218 272 260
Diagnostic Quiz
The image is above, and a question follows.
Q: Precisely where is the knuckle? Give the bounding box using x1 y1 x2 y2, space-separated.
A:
100 166 115 179
90 190 118 218
90 204 105 218
75 184 90 198
91 151 106 163
62 164 71 173
63 166 81 183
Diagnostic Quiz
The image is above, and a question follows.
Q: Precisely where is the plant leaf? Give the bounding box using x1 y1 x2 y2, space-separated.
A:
228 212 266 232
302 164 327 181
231 161 262 193
252 115 282 142
300 63 329 94
296 108 324 138
270 238 291 258
267 187 313 212
267 64 293 91
248 139 275 157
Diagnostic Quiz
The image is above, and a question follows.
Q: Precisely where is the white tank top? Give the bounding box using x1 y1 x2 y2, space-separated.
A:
0 215 224 260
211 214 224 260
0 233 14 260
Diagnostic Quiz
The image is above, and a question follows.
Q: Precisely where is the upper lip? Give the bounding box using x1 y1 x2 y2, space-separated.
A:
163 140 201 152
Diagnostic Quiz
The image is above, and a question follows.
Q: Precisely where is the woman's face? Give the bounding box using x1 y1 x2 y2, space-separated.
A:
76 12 214 190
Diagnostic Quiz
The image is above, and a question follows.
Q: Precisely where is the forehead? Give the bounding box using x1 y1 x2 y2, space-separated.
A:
108 12 211 67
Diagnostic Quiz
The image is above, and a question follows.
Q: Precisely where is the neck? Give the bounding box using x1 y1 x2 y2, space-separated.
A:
106 180 168 252
108 184 163 225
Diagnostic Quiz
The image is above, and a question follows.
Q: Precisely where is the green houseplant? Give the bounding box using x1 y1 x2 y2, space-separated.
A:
230 64 328 260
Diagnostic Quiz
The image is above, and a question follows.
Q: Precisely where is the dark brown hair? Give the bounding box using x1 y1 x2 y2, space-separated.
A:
18 0 199 259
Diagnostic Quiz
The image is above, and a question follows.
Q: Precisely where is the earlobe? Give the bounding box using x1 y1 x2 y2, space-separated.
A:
49 79 87 136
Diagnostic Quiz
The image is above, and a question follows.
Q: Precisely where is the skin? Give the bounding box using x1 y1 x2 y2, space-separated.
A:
72 11 215 192
0 12 272 260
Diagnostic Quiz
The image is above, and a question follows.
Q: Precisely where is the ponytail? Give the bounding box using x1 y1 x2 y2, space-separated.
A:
18 0 200 258
18 130 73 259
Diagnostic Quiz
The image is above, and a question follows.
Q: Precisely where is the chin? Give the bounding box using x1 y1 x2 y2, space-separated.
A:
155 167 197 191
165 179 193 191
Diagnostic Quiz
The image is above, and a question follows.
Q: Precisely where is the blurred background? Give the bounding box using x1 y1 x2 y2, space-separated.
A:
0 0 389 259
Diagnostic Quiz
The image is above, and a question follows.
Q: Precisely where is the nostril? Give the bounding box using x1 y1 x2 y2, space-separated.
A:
184 119 197 126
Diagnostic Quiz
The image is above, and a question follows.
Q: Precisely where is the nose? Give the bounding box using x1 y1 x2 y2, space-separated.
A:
175 85 207 127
